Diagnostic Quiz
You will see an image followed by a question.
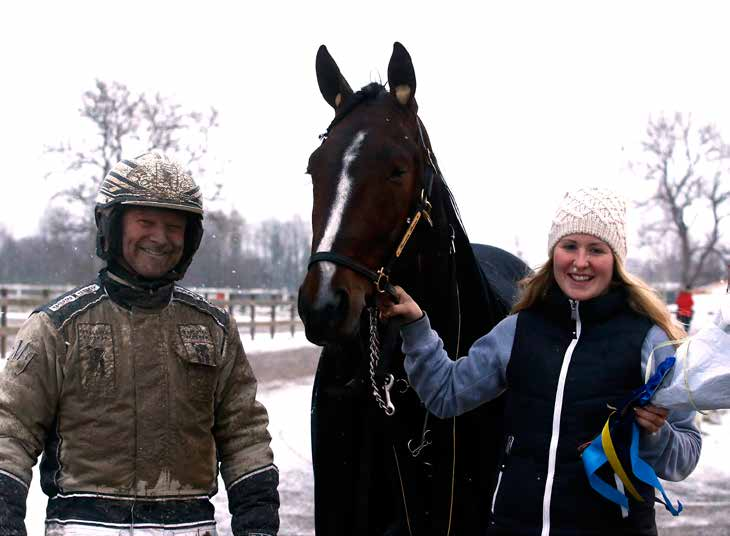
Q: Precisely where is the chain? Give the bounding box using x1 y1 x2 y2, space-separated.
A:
368 306 395 415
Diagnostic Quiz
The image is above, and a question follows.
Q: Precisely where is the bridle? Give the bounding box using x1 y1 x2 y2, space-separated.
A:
308 116 438 300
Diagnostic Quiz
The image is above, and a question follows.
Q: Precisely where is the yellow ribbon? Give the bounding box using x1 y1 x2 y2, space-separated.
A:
601 413 644 503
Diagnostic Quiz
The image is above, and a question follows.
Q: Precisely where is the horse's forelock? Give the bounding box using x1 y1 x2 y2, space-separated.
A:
324 83 387 137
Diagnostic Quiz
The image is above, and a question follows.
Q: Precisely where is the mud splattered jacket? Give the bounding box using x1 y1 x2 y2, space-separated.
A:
0 273 279 535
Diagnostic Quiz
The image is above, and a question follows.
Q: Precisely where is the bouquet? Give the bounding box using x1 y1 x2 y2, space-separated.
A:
650 296 730 412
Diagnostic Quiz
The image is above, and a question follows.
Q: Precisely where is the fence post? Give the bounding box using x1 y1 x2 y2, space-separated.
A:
1 288 7 359
290 302 296 337
270 303 276 339
250 303 256 340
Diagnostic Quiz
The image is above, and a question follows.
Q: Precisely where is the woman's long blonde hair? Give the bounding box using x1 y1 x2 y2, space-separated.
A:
512 255 686 341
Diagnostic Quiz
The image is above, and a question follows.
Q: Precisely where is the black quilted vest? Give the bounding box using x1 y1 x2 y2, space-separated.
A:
488 285 657 536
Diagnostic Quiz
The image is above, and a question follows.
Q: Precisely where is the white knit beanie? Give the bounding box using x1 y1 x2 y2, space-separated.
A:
547 187 627 263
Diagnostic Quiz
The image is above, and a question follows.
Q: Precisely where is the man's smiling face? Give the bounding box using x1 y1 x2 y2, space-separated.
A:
120 206 186 279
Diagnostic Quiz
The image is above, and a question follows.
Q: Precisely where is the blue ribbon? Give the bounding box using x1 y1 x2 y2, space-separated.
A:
581 357 683 516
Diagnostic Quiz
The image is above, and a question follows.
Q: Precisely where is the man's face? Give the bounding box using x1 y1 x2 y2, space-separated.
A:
120 207 187 279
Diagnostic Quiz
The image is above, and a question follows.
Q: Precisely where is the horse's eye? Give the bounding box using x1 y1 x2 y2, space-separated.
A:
389 167 406 182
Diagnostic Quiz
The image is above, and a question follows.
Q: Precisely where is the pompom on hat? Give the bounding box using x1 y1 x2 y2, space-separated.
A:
547 187 628 263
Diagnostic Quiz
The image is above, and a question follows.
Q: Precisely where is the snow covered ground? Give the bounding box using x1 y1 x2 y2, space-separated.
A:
657 411 730 535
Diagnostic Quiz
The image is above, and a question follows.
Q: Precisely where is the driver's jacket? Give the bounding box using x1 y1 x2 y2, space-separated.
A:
0 279 278 535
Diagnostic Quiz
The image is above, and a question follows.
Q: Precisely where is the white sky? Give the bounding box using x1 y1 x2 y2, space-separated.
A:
2 1 730 266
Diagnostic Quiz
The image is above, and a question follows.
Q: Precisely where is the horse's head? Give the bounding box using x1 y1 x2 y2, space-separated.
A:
299 42 435 345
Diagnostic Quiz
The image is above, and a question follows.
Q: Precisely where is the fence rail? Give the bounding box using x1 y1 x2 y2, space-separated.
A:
0 287 303 358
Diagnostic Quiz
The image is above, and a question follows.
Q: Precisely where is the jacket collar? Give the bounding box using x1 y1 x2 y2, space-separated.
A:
100 267 174 311
541 282 629 324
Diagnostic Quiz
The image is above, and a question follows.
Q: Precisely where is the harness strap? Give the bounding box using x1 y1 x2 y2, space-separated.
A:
308 252 398 299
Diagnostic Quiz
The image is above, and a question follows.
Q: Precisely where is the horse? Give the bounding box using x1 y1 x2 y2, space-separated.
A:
298 42 530 536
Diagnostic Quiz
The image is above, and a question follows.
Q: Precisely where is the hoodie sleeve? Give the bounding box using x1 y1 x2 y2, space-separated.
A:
638 325 702 481
400 313 517 418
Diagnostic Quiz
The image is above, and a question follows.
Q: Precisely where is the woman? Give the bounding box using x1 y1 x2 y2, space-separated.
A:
379 187 701 536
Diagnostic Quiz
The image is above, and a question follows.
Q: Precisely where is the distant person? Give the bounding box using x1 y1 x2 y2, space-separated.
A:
676 285 694 331
379 186 701 535
0 152 279 535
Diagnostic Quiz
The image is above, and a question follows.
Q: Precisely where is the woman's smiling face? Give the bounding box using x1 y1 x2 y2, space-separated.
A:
552 233 615 301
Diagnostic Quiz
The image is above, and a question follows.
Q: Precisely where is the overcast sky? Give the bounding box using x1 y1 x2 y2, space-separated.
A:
2 1 730 266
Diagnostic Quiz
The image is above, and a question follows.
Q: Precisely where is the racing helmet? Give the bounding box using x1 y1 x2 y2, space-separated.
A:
94 151 204 280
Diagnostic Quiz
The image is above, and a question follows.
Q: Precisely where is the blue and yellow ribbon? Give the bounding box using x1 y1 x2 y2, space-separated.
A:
582 357 683 516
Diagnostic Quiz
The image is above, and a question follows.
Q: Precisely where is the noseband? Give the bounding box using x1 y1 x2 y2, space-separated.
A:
308 116 438 300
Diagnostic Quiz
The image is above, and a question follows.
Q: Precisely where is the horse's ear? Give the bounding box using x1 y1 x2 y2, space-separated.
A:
316 45 354 110
388 42 417 110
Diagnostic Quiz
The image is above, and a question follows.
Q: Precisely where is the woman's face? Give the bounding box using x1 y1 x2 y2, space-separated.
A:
552 233 615 301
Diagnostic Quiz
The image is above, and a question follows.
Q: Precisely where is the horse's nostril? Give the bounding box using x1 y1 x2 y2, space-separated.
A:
333 288 349 318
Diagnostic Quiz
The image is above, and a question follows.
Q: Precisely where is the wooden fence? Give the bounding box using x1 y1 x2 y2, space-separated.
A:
0 287 303 358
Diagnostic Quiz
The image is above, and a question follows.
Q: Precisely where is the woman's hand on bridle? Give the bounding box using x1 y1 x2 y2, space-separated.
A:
376 285 423 324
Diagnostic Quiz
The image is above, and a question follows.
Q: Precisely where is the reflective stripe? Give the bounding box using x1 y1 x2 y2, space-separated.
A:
541 301 581 536
227 463 279 490
45 521 216 535
52 492 210 501
0 468 29 489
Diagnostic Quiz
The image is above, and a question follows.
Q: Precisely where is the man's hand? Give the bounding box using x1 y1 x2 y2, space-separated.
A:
376 285 423 324
634 404 669 434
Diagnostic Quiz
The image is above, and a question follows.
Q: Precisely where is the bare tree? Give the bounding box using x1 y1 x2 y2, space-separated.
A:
254 216 311 290
46 80 219 235
638 113 730 287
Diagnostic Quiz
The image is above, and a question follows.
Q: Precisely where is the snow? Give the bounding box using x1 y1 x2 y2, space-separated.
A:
241 329 317 355
690 413 730 481
688 292 727 335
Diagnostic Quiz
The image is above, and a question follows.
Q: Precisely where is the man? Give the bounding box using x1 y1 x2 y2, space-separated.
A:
0 152 279 535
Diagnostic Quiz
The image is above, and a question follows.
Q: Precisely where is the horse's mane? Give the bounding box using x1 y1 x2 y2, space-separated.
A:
434 174 505 342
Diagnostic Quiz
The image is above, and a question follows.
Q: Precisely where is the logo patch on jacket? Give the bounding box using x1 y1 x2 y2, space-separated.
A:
178 324 216 365
48 284 100 312
78 323 116 394
6 339 36 376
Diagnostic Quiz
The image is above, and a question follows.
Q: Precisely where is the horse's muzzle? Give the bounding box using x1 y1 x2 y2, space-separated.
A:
298 283 353 345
